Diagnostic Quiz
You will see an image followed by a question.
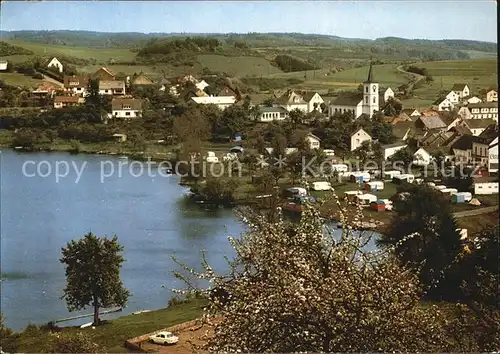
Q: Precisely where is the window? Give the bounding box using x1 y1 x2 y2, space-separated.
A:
123 105 131 109
365 86 368 93
365 97 368 104
372 85 376 92
125 112 131 116
373 97 376 103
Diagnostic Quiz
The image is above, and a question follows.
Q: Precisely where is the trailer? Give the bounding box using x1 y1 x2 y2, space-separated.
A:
364 181 384 192
451 192 472 203
383 170 401 180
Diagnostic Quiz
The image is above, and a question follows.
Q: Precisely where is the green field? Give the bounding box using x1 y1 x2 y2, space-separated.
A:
266 64 409 92
411 59 498 101
2 40 137 64
0 72 44 88
197 54 283 77
13 298 207 353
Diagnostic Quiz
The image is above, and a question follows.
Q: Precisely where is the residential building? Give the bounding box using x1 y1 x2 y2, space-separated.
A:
480 125 499 173
63 75 89 96
468 102 498 121
415 115 447 131
382 142 407 160
111 98 143 118
465 119 496 136
488 137 498 173
446 90 460 104
383 87 395 103
413 147 432 166
191 96 236 110
32 82 60 97
132 74 154 86
92 67 116 81
440 113 463 131
392 121 413 141
473 178 499 195
54 96 84 109
466 96 482 104
301 92 324 113
451 83 470 99
277 90 308 112
0 60 7 71
329 63 379 118
196 80 209 92
402 108 421 118
433 96 454 111
256 106 289 122
384 112 411 125
350 128 372 151
451 135 478 164
457 106 472 120
305 133 321 150
486 89 497 102
99 80 126 95
47 57 63 73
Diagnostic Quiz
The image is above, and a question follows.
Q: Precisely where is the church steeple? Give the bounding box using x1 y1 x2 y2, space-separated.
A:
364 62 374 83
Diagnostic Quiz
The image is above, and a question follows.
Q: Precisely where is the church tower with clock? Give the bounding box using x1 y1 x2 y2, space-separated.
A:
362 63 379 117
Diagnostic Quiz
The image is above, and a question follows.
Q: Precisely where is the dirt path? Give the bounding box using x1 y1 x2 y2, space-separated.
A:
396 65 425 94
453 205 498 218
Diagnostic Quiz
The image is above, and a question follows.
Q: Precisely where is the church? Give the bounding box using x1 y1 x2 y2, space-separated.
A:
328 64 394 119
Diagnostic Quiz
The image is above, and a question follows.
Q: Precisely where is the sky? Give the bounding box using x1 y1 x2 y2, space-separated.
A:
0 1 497 42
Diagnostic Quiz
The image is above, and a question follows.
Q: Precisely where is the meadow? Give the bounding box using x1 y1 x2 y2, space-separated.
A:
1 40 137 63
411 59 498 101
197 54 283 77
0 72 44 88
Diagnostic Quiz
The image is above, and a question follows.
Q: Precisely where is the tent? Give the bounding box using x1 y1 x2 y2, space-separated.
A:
469 198 481 206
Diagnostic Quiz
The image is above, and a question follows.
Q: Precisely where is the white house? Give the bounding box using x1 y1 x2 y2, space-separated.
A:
350 127 372 151
402 108 421 118
63 75 89 96
98 80 126 95
466 119 496 136
457 106 472 120
0 60 7 71
54 96 84 109
305 133 321 150
195 80 210 92
302 92 324 113
486 89 498 102
111 98 143 119
412 147 432 166
382 142 407 160
191 96 236 110
329 63 379 119
488 136 498 173
277 90 308 112
47 57 63 73
468 102 498 122
451 83 470 99
383 87 395 103
433 97 454 111
445 90 460 104
467 96 482 104
256 106 289 122
473 180 499 195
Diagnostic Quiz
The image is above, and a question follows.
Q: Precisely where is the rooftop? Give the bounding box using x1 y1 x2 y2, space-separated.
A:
111 98 143 110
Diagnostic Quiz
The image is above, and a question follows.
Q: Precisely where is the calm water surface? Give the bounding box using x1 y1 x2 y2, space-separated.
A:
0 150 245 331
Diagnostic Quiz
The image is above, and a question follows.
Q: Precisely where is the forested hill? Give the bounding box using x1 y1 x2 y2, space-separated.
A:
0 30 496 60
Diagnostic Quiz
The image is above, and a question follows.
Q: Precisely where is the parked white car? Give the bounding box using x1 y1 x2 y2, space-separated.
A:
149 331 179 345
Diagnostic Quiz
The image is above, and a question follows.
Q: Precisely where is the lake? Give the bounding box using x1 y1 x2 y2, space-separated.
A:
0 150 245 331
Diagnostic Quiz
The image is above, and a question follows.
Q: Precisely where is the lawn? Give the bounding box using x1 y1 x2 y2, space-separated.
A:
15 298 208 353
1 40 138 64
0 72 44 88
197 54 283 77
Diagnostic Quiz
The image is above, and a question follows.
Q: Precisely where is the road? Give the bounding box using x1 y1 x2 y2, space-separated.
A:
396 65 425 94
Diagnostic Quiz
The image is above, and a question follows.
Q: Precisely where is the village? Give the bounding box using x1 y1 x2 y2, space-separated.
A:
1 56 497 212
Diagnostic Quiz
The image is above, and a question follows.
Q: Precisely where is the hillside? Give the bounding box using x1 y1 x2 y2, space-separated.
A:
0 31 496 61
